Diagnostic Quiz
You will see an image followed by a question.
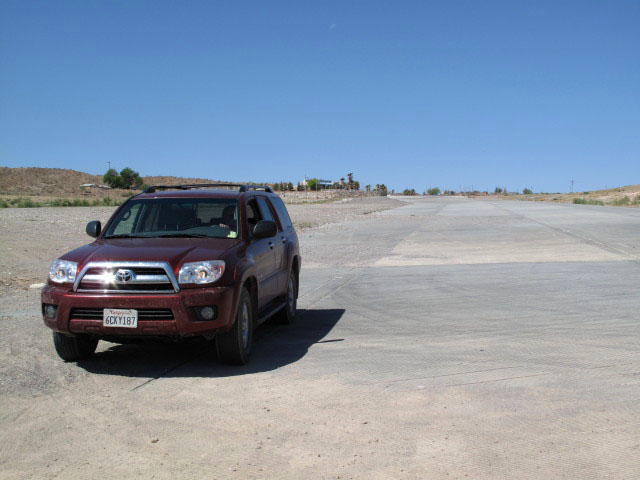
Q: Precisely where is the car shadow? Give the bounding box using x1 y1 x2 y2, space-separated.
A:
76 308 345 379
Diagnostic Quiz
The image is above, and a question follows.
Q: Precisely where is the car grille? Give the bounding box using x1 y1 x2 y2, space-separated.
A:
85 267 168 276
70 308 174 320
74 262 179 294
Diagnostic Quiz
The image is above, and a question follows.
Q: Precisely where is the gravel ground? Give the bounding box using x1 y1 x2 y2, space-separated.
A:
0 196 404 479
0 195 404 397
286 196 406 229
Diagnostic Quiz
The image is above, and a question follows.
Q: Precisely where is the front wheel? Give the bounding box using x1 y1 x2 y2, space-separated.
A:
275 270 297 325
216 288 253 365
52 332 98 361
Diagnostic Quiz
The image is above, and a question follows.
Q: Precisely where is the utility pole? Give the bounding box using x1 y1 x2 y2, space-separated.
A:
107 161 111 171
570 180 574 193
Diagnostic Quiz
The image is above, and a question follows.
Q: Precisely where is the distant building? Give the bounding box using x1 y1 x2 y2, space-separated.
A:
299 178 333 189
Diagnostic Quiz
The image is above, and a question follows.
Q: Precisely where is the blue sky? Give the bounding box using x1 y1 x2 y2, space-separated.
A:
1 1 638 193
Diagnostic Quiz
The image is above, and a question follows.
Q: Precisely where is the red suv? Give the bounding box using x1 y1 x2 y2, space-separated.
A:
41 184 301 365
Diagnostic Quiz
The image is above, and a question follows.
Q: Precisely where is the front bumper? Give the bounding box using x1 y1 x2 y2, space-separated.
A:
41 284 236 338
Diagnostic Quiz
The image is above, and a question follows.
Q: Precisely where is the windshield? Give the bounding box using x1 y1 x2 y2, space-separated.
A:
104 198 239 239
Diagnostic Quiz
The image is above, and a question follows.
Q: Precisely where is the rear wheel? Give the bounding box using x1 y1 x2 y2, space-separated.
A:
216 288 253 365
52 332 98 361
274 270 297 325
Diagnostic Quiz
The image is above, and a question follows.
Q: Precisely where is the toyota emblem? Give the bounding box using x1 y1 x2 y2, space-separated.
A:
114 269 135 284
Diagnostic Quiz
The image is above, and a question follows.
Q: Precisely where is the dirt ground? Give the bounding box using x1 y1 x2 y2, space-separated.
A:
0 195 404 479
0 194 403 389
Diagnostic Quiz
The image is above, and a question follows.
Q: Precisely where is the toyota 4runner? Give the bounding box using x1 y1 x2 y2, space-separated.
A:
41 184 300 365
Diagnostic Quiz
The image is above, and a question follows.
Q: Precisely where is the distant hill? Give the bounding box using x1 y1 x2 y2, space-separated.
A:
0 167 228 198
517 184 640 206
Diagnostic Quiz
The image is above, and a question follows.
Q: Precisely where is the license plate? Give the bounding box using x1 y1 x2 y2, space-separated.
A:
103 309 138 328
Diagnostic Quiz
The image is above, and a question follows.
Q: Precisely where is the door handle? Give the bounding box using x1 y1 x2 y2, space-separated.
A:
281 236 286 244
268 242 274 250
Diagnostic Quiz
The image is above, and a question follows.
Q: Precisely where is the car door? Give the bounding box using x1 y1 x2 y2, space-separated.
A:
246 198 278 307
255 196 285 296
262 196 290 293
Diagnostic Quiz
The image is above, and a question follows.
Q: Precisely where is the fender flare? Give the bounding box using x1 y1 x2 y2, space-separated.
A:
226 258 258 330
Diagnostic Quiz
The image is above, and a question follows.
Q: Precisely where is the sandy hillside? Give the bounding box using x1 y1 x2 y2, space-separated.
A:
0 167 103 196
515 184 640 206
0 167 251 199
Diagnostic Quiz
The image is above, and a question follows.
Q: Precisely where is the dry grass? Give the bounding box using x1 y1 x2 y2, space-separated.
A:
513 184 640 208
0 197 123 208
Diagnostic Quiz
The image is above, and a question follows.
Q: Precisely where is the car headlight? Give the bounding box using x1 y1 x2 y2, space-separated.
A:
49 260 78 284
178 261 225 285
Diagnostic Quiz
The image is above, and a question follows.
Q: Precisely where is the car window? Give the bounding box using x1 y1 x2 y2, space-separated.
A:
256 197 275 223
105 198 239 239
197 202 229 224
112 203 142 235
270 197 292 228
246 199 262 232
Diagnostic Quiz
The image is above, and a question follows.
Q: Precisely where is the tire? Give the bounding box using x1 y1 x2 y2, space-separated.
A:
274 270 297 325
216 288 253 365
52 332 98 361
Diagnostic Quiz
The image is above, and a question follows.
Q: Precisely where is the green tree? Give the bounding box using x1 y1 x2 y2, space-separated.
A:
103 168 120 188
119 168 143 189
427 187 441 196
306 178 318 191
523 188 533 194
347 172 354 189
494 186 503 194
103 167 143 189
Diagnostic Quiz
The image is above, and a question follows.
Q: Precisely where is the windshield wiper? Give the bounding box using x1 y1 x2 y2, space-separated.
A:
104 234 149 239
156 233 210 238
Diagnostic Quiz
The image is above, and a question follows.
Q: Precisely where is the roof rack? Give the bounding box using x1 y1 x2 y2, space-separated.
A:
143 183 273 194
241 185 274 193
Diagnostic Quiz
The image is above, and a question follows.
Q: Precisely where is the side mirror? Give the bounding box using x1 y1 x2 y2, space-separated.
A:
86 220 101 238
252 220 277 239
